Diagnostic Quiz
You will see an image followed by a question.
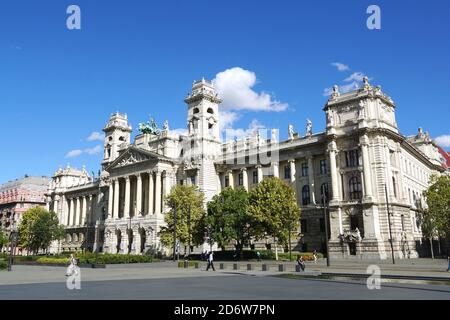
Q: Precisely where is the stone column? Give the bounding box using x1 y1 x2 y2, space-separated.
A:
396 145 406 202
360 135 373 201
328 141 340 204
113 179 120 219
62 195 68 226
163 172 172 212
124 176 131 218
53 197 59 216
289 159 296 184
384 138 392 202
67 198 72 226
241 168 249 191
227 170 234 189
136 174 143 216
256 165 263 183
148 172 154 215
88 195 93 225
81 196 87 225
307 156 316 204
272 162 279 178
154 171 162 216
108 182 114 218
75 197 81 226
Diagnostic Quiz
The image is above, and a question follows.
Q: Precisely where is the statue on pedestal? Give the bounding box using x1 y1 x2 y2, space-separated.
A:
306 119 313 137
288 124 295 140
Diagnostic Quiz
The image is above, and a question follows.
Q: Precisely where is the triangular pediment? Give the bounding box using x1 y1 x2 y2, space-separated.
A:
106 146 172 171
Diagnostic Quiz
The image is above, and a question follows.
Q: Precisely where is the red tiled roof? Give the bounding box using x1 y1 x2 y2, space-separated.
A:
438 146 450 168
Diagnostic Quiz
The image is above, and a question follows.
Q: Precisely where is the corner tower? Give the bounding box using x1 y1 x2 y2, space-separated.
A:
102 112 132 169
184 79 222 202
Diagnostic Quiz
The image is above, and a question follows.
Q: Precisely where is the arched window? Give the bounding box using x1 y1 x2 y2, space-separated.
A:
193 108 200 114
348 176 362 200
207 108 214 114
302 185 310 206
106 144 111 158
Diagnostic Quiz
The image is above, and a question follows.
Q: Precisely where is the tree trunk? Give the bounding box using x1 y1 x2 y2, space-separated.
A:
274 238 278 261
429 238 434 259
437 237 442 258
288 230 292 261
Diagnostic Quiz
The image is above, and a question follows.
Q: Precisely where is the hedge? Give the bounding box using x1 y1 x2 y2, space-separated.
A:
0 259 7 270
186 250 323 261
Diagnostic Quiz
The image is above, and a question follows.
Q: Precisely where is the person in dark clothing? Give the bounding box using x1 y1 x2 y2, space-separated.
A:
296 255 305 271
206 251 216 271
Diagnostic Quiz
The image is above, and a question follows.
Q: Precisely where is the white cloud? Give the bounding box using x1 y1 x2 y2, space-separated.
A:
66 149 83 158
222 120 267 142
171 128 189 136
324 71 371 96
84 145 102 155
213 67 288 112
331 62 349 72
344 72 366 82
87 132 104 141
219 111 240 131
435 135 450 148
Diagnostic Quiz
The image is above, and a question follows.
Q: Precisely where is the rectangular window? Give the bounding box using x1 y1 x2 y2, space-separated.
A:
320 159 327 175
190 176 196 186
252 171 258 184
300 219 308 233
346 150 360 167
238 173 243 186
301 163 308 177
224 176 229 188
284 165 291 180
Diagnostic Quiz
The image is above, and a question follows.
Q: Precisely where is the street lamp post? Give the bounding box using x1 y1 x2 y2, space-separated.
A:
187 204 191 259
385 184 396 264
173 207 177 262
7 217 17 272
321 184 331 267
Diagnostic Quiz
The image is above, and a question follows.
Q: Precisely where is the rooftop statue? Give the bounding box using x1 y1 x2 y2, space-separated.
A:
139 116 160 135
306 119 313 137
288 124 295 140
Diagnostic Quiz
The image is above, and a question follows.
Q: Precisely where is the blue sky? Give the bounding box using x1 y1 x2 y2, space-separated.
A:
1 0 449 182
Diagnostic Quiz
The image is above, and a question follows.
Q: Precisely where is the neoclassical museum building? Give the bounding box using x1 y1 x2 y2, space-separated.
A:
46 77 448 259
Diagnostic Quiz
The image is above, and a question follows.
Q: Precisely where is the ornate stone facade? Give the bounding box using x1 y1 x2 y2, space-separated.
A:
47 78 447 259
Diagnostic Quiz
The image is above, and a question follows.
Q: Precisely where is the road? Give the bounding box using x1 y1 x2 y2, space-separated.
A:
0 262 449 300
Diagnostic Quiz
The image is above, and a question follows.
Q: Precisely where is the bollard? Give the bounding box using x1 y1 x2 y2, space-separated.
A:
233 263 239 270
278 264 286 272
220 263 225 270
184 260 189 268
247 264 254 271
262 264 269 271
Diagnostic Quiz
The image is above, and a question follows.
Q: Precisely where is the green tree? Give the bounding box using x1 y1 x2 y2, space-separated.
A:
205 187 256 259
0 229 8 250
249 177 301 260
423 174 450 257
158 185 205 257
18 207 65 255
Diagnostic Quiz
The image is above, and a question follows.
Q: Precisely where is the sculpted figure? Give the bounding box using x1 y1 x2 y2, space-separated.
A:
306 119 313 137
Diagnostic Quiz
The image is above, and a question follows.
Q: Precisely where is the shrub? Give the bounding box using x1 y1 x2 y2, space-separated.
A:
36 257 69 265
0 259 7 270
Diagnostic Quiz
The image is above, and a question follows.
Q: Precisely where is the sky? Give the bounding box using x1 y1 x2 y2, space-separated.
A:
1 0 449 183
